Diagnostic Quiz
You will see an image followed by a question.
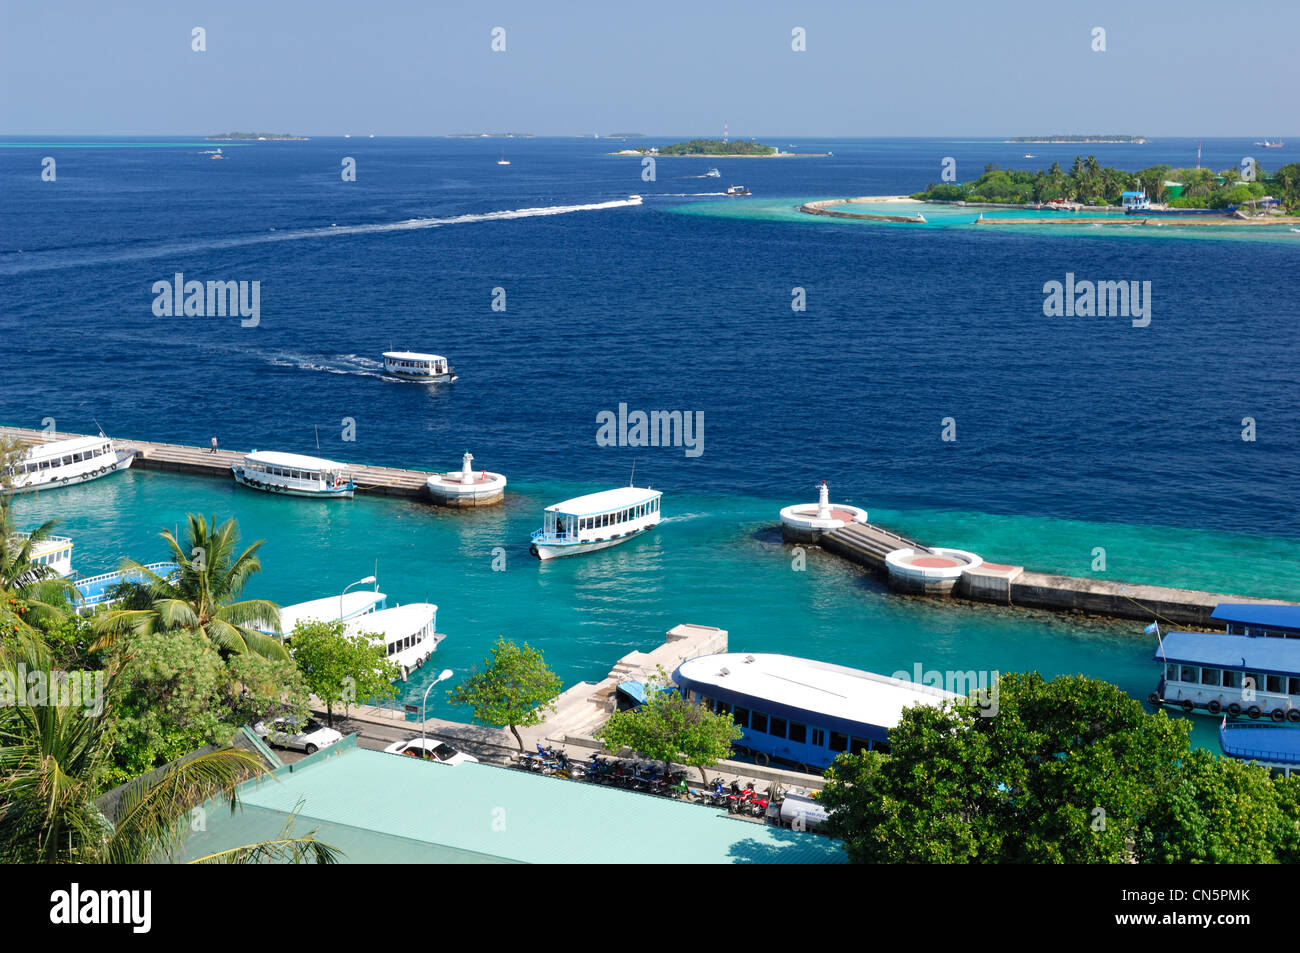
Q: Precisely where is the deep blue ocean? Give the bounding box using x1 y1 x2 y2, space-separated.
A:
3 136 1298 537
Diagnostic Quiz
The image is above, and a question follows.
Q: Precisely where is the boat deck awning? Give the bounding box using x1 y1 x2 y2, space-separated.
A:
1156 631 1300 675
1211 603 1300 633
1220 722 1300 766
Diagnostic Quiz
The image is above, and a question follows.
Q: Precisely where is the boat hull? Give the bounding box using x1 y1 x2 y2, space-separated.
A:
531 527 653 561
4 449 135 495
232 466 354 499
386 371 458 383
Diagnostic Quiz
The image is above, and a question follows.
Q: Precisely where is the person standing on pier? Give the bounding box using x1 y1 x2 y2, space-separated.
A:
210 435 218 454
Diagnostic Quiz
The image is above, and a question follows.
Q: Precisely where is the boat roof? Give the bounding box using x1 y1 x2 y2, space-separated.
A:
245 450 348 470
1156 631 1300 675
674 653 958 734
24 534 73 554
384 351 447 361
1219 722 1300 766
345 602 437 640
545 486 661 515
1211 603 1300 632
24 435 109 459
274 590 387 635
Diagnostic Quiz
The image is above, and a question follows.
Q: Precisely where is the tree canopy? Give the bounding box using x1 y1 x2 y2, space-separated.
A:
448 638 563 751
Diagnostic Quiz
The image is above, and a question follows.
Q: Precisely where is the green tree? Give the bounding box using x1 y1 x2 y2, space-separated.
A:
449 638 563 751
289 619 398 727
820 673 1191 863
0 633 336 863
92 514 285 659
597 673 743 783
0 436 28 494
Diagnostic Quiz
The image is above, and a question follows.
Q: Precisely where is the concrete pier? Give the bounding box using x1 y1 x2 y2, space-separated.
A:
815 520 1296 627
1 426 434 499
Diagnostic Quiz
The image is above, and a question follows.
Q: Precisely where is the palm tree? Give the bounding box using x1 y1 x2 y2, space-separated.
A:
0 633 337 863
0 501 79 633
92 514 286 659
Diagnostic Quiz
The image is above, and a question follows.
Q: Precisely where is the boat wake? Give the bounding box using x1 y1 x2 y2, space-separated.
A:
0 196 644 276
266 352 390 379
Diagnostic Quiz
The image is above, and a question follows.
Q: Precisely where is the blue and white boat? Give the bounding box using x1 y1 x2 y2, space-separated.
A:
15 533 75 579
73 562 179 614
1151 629 1300 721
673 653 958 772
529 486 662 560
232 450 356 499
1219 719 1300 777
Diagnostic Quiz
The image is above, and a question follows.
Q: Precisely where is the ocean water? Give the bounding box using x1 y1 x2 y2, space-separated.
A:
3 136 1298 748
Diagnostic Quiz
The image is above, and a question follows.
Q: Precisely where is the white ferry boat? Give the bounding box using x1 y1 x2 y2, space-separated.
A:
725 185 751 196
530 486 662 560
345 602 444 679
704 168 720 178
263 588 389 637
382 351 457 383
231 451 355 499
2 434 135 495
15 533 75 579
674 652 959 771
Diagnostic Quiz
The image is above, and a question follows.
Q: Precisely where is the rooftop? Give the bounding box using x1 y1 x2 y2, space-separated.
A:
546 486 661 516
1219 722 1300 766
1157 631 1300 675
674 653 958 730
244 450 349 470
1211 603 1300 632
179 744 844 864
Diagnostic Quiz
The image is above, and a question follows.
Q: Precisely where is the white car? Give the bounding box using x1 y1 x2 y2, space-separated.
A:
384 737 478 765
253 717 343 755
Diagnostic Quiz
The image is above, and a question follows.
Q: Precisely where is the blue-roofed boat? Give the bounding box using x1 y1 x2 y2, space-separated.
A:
673 653 958 772
1219 719 1300 777
73 562 179 614
1211 603 1300 639
1151 630 1300 722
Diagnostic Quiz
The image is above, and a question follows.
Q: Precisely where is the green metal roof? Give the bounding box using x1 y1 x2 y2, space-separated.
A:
180 746 845 864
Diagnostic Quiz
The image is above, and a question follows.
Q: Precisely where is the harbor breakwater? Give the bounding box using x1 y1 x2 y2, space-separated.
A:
798 197 926 223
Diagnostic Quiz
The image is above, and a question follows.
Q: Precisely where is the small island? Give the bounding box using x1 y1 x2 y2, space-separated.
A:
1008 135 1148 144
205 132 308 141
610 137 830 157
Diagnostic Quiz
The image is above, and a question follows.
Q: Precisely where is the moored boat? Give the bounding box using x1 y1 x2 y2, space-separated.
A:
74 562 179 614
673 653 959 772
529 486 662 560
15 533 75 579
1150 629 1300 721
345 602 444 679
382 351 457 383
231 451 355 499
262 587 389 637
2 434 135 495
1219 718 1300 776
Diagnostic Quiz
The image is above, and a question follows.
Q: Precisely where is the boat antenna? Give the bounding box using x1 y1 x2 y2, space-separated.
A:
315 425 321 452
629 461 636 487
91 416 105 437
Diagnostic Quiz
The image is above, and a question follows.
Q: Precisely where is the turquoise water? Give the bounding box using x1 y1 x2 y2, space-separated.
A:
674 197 1300 245
13 467 1274 749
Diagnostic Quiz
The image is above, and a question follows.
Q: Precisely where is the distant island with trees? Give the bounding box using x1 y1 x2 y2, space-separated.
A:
912 156 1300 211
206 132 308 140
1008 135 1148 143
612 138 829 157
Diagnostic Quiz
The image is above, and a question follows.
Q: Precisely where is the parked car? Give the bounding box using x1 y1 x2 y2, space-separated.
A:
384 737 478 765
253 717 343 755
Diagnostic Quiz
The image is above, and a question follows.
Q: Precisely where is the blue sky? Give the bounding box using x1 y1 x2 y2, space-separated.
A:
2 0 1295 136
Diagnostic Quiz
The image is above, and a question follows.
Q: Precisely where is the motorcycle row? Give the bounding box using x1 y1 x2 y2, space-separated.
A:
514 744 775 817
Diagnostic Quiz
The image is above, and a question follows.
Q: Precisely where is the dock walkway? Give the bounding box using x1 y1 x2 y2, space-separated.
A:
1 426 432 498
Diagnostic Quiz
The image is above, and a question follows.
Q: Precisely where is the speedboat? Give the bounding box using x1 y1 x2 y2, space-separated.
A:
2 433 135 495
231 451 355 499
530 486 662 560
704 168 720 178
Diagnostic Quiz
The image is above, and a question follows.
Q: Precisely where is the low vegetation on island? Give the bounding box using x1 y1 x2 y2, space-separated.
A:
1008 134 1148 143
637 138 777 156
913 156 1300 211
206 132 307 140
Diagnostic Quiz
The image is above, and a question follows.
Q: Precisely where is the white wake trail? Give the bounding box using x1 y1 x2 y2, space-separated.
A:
0 196 644 276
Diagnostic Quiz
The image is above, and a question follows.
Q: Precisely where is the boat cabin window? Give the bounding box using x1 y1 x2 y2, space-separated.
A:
1267 675 1285 693
1201 668 1222 686
716 701 730 716
851 736 871 754
770 717 787 739
788 722 807 744
732 707 749 728
1224 670 1243 689
1180 665 1198 683
810 728 825 747
1291 677 1300 694
874 742 892 755
828 732 848 753
750 711 768 733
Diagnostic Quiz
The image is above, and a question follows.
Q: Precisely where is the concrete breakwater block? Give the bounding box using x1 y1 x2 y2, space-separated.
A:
885 547 984 595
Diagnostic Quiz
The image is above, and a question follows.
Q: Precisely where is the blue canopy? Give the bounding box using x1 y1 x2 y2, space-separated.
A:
1155 631 1300 676
1211 603 1300 633
1220 722 1300 766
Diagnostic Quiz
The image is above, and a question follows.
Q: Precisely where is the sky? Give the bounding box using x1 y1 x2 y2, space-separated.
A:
1 0 1296 137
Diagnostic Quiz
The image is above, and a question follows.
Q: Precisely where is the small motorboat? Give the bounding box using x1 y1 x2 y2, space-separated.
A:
724 185 750 196
704 168 720 178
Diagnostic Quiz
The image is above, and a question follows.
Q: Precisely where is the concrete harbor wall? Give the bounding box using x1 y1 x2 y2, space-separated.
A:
816 521 1295 628
1 426 433 499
